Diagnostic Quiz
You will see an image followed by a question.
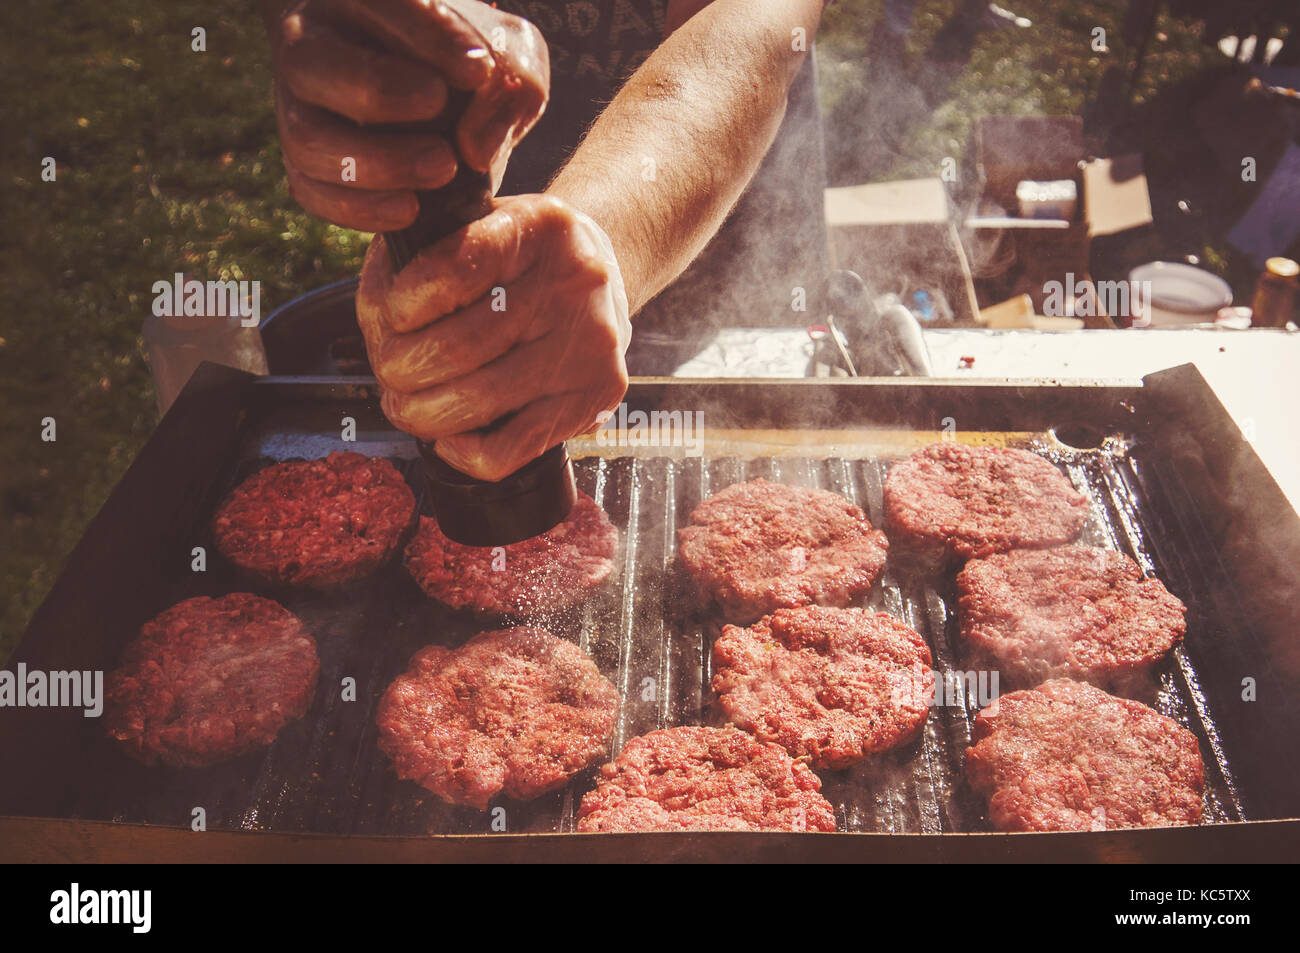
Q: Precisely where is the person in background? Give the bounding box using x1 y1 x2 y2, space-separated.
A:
263 0 830 480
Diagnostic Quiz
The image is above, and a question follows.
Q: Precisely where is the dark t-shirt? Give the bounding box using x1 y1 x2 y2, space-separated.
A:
494 0 827 374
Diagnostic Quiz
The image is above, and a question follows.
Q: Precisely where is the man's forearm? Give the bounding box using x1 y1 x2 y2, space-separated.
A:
547 0 825 316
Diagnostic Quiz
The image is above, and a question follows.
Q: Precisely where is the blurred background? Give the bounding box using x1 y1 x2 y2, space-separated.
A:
2 0 1297 654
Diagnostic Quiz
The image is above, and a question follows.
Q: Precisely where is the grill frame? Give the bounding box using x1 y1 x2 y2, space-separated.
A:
3 363 1299 861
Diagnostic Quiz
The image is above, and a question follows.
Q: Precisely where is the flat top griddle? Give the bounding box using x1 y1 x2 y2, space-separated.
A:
4 364 1300 861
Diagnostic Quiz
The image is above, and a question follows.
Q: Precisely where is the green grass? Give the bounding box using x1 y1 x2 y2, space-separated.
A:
0 1 364 655
0 0 1245 657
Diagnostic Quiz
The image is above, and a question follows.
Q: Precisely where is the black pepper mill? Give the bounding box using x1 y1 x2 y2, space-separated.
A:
382 99 577 547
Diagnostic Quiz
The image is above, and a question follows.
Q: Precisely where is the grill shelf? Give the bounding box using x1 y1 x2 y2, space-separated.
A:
56 445 1263 835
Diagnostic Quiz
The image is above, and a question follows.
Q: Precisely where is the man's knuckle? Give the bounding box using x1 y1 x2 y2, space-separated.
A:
582 256 612 284
418 336 458 379
372 360 400 392
277 14 303 55
590 315 621 354
537 194 571 223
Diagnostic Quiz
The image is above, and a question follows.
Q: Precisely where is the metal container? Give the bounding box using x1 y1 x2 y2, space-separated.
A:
1251 257 1299 328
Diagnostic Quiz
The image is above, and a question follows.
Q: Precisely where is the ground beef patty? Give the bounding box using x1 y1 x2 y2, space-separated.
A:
105 593 319 767
677 479 888 623
405 492 618 616
884 443 1088 568
712 607 933 769
958 545 1187 688
212 451 415 588
377 627 618 809
966 679 1204 832
577 726 837 832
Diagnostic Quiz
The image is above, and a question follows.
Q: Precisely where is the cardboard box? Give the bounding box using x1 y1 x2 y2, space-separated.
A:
1083 154 1154 237
965 118 1153 327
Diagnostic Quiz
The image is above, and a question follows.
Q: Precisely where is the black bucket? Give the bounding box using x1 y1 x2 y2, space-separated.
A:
259 277 371 376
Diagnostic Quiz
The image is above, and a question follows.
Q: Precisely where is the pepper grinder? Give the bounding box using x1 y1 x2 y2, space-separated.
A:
381 102 576 546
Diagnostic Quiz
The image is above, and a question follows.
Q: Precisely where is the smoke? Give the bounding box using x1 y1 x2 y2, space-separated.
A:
629 54 829 375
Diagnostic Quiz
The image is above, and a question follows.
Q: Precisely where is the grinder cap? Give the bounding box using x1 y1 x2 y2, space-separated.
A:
418 442 577 546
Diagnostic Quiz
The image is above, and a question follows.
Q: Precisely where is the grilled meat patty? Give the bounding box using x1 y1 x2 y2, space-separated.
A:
577 726 837 832
958 545 1187 688
377 627 619 810
883 443 1088 569
405 491 618 616
104 593 319 767
678 479 888 623
212 451 415 588
712 606 933 769
966 678 1205 832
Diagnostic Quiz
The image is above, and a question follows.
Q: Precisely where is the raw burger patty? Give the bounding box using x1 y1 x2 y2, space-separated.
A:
376 627 618 809
958 545 1187 687
104 593 319 767
677 479 888 623
405 491 618 616
966 678 1204 832
577 726 837 832
884 443 1089 567
712 606 933 769
212 451 415 588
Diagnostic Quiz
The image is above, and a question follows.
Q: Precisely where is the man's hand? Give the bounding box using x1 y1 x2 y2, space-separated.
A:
357 194 631 482
269 0 548 232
